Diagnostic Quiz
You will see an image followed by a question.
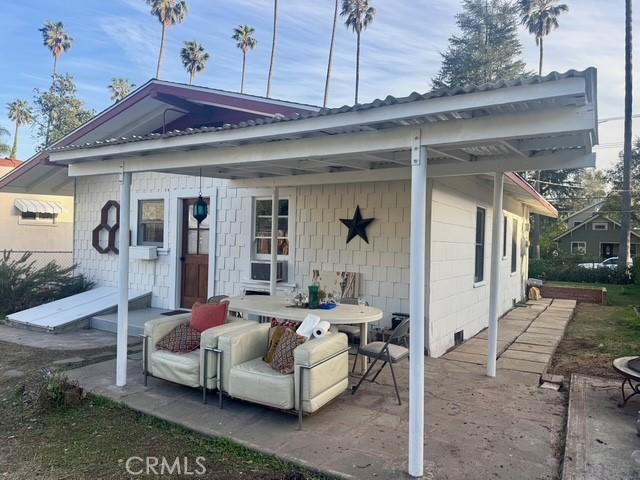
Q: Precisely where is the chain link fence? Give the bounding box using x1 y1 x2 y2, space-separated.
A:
3 251 74 271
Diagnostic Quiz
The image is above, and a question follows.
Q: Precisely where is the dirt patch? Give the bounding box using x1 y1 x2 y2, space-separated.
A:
549 303 640 380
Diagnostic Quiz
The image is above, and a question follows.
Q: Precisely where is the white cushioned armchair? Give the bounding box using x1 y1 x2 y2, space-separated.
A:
143 313 256 403
217 323 350 427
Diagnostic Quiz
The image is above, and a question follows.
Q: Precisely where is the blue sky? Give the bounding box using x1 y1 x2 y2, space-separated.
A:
1 0 638 168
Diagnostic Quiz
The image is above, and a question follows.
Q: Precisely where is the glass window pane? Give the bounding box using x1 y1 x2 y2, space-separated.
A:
187 230 198 254
255 238 271 255
277 239 289 256
277 217 288 237
255 217 272 237
141 200 163 222
199 229 209 254
278 199 288 216
255 199 272 216
142 223 164 244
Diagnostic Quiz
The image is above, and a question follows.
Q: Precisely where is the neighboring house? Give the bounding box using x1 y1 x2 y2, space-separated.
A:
0 158 74 267
553 213 640 259
0 70 597 359
563 201 604 228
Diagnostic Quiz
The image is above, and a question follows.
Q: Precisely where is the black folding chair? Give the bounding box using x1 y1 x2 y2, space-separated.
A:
351 317 410 405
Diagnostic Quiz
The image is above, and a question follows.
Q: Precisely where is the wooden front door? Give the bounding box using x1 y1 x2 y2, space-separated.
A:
180 198 210 308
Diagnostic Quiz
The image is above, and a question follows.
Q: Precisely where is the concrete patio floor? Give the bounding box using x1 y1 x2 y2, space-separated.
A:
68 349 566 479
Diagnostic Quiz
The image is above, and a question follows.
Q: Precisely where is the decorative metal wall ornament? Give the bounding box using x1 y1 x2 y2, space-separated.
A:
340 205 374 244
193 168 208 224
92 200 126 254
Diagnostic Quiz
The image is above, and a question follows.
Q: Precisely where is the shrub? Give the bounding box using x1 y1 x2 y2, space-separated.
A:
529 255 634 285
36 368 84 410
0 251 94 317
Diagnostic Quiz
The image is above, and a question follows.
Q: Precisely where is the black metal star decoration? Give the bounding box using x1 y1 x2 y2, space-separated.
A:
340 205 374 244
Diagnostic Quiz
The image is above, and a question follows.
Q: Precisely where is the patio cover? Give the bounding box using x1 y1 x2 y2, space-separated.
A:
45 68 599 478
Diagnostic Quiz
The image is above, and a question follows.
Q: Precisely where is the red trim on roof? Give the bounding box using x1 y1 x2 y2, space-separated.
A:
505 172 558 217
0 158 22 168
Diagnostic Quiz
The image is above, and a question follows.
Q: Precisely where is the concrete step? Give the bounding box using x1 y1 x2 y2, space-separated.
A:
90 308 173 336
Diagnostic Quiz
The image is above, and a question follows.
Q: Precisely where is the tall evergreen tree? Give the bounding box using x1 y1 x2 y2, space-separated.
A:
33 74 94 149
432 0 529 89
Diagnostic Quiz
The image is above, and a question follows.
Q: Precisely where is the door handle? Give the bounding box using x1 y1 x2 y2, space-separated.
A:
180 256 185 262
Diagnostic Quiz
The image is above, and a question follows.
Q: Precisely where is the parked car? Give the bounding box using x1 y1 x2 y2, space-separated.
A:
578 257 619 269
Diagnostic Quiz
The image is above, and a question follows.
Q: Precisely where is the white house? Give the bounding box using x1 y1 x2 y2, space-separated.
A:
2 69 598 476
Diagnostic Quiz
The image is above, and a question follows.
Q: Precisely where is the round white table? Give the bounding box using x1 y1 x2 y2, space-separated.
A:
227 295 383 372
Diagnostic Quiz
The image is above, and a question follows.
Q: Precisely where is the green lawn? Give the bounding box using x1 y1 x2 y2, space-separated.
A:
0 340 331 480
544 281 640 306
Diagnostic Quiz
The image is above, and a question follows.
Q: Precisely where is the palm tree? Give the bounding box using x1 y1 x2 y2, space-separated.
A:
620 0 633 267
519 0 569 77
323 0 340 107
146 0 188 79
519 0 567 259
6 100 34 159
39 21 73 76
232 25 257 94
266 0 279 97
180 41 210 85
108 78 136 103
0 126 11 158
341 0 376 104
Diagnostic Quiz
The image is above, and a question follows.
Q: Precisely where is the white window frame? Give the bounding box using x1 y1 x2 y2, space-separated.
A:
571 241 587 256
252 196 290 262
136 199 165 247
18 211 58 226
474 206 486 286
592 222 608 231
241 187 296 290
131 191 169 251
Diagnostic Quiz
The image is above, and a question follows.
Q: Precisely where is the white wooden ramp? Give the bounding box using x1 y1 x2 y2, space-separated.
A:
7 286 151 331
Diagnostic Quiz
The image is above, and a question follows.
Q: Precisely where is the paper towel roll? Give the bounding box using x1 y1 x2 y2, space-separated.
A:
313 320 331 338
296 314 320 338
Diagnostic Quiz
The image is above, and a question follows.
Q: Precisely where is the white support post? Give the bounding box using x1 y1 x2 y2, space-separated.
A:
116 171 131 387
487 171 504 378
408 137 427 478
270 187 279 295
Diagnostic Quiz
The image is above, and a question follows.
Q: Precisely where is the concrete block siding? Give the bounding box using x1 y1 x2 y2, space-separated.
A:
73 172 528 358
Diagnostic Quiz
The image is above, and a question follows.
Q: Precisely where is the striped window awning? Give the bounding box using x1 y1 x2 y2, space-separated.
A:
14 198 64 215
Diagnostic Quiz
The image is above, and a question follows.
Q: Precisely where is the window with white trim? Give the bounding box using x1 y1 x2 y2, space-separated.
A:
511 218 518 273
571 241 587 255
502 215 507 257
592 222 608 231
137 199 164 246
474 207 486 283
19 212 57 224
253 198 289 259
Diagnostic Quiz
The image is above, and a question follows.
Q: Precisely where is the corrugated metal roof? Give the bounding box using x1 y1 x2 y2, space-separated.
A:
49 68 595 154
